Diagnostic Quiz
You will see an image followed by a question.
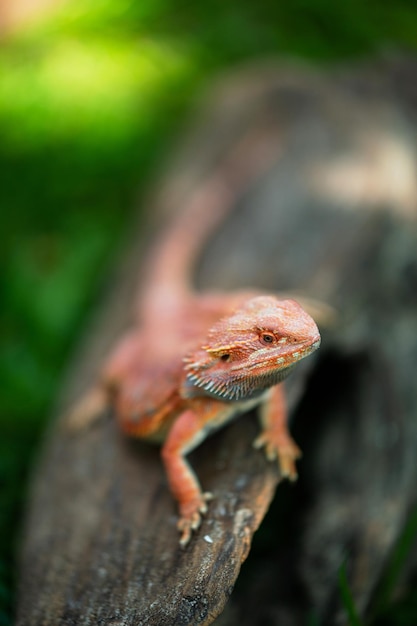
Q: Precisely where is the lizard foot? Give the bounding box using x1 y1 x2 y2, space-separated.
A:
177 492 213 547
253 433 302 482
64 387 108 433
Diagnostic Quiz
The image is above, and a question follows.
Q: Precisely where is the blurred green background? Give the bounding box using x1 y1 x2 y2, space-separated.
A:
1 1 416 624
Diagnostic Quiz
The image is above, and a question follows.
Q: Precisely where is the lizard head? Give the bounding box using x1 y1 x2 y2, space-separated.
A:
183 295 321 401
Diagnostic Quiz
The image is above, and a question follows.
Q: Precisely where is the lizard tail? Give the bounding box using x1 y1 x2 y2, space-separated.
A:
139 121 282 321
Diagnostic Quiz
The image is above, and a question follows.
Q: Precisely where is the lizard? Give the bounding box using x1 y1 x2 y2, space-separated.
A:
68 126 322 547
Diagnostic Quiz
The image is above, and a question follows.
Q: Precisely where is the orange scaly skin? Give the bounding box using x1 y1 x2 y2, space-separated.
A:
70 129 321 546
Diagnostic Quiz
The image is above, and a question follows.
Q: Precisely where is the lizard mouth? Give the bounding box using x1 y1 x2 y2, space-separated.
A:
225 339 320 399
245 335 321 372
186 336 321 402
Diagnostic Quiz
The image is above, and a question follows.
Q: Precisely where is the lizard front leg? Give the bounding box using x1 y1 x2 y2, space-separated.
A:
254 384 302 481
161 398 234 547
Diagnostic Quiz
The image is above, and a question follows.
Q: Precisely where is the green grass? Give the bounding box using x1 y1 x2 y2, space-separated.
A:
339 561 366 626
1 1 417 624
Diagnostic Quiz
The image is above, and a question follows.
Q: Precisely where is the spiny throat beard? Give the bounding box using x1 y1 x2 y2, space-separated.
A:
185 364 296 401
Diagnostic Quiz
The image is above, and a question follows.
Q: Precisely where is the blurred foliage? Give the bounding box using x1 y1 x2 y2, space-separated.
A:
1 0 417 624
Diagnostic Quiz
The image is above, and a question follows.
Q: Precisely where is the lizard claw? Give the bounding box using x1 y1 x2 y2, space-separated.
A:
253 433 301 482
177 492 213 547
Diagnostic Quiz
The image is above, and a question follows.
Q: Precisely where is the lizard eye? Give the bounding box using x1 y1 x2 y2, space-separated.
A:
220 353 230 362
260 332 275 345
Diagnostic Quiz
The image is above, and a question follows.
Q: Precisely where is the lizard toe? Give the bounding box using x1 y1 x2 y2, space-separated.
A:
177 493 213 546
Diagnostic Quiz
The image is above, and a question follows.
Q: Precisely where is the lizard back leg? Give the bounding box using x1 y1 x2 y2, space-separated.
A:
64 386 109 431
65 330 143 432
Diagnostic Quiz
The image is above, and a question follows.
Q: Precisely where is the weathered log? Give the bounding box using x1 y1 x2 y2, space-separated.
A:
17 57 417 625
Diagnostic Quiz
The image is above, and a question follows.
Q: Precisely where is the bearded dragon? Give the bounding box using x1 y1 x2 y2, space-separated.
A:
69 128 321 546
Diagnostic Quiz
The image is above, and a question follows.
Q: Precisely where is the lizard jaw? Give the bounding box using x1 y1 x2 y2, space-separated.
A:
184 336 320 402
